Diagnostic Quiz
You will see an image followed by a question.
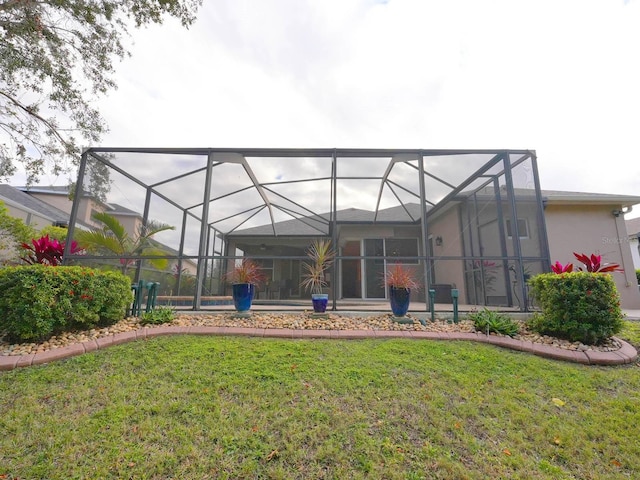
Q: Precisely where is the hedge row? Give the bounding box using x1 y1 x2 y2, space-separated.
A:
0 265 133 343
528 272 623 345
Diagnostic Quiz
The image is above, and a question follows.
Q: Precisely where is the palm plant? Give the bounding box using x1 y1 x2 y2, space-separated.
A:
75 212 175 275
301 239 336 295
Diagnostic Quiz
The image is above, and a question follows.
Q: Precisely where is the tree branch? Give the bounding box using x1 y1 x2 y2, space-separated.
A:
0 89 69 147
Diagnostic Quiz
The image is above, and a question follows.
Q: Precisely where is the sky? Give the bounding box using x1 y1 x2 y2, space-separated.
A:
14 0 640 217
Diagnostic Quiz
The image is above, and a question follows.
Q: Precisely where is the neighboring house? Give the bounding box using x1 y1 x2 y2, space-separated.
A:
0 184 71 229
15 185 105 230
16 185 152 239
626 217 640 273
227 189 640 309
3 184 197 276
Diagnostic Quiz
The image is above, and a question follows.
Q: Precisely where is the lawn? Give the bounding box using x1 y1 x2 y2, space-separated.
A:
1 325 639 479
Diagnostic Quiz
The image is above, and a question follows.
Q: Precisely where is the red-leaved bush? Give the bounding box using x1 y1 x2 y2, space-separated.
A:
550 252 622 274
20 235 84 266
573 252 622 273
550 261 573 274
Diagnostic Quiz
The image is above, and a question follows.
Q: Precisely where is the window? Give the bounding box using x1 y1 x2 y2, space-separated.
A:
255 258 274 284
385 238 419 264
506 218 529 238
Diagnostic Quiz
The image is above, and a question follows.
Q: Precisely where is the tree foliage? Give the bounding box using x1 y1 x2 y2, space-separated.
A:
0 0 202 185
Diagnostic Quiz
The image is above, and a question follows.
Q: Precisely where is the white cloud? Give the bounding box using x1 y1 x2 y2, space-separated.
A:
11 0 640 220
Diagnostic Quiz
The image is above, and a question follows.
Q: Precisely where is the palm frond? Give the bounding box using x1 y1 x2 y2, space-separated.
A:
75 230 125 255
91 211 127 242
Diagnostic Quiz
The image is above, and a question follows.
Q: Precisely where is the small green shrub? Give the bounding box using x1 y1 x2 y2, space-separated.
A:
140 307 175 325
636 269 640 285
38 225 69 243
0 265 132 342
468 309 520 337
528 272 622 344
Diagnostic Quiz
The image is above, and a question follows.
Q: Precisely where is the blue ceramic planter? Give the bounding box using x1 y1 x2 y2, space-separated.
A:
389 286 411 317
311 293 329 313
232 283 255 312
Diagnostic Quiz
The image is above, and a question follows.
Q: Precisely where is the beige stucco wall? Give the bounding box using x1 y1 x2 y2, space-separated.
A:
545 204 640 309
428 207 466 298
629 236 640 272
112 214 142 239
3 202 53 230
27 192 103 228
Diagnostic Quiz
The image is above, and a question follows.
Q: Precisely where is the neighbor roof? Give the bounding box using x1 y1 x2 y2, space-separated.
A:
107 203 141 217
16 185 92 197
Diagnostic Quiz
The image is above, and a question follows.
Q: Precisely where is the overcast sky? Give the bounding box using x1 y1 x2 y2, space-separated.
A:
18 0 640 218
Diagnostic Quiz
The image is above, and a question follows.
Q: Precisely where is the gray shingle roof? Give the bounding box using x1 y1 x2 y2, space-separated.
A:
229 203 423 236
107 203 140 216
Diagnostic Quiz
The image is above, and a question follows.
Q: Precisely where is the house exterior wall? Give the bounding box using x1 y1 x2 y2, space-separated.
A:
3 201 53 230
228 226 427 301
630 237 640 272
428 207 466 300
27 192 103 228
112 214 142 239
544 204 640 309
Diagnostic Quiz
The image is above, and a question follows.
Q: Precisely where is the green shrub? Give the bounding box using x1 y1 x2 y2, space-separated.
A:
528 272 623 344
468 309 520 337
0 265 133 342
0 200 36 264
38 225 69 243
140 306 175 325
636 269 640 286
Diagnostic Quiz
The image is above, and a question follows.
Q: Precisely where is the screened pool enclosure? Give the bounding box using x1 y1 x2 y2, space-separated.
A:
63 148 551 311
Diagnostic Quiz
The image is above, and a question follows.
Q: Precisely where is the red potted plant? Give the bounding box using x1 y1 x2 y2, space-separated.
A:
385 263 419 318
226 259 264 313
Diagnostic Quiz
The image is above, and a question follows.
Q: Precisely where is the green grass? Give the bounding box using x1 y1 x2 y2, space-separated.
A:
620 319 640 347
1 331 639 479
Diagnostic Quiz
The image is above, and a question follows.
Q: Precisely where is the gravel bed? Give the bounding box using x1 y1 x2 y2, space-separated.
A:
0 312 622 356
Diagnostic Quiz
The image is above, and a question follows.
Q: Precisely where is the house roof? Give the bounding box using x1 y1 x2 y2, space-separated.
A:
107 203 140 217
473 186 640 207
626 217 640 237
541 189 640 208
229 203 424 236
230 189 640 238
16 185 93 197
0 184 71 225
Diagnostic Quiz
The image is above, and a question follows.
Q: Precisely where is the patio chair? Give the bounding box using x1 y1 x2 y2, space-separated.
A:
131 280 161 316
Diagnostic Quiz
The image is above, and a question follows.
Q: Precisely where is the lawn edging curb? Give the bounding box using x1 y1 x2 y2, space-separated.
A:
0 328 637 371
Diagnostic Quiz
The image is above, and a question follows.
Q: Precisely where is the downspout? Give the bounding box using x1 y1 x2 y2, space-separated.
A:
612 210 632 288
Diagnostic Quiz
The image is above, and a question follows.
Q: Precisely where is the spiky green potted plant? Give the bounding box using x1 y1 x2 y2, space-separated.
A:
226 259 264 313
300 239 335 313
385 263 419 318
